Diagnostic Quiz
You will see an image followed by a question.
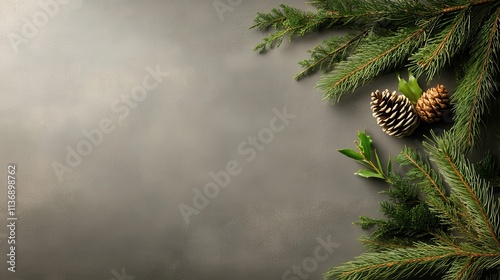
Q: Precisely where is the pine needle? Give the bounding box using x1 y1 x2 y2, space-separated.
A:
451 7 500 149
317 24 432 103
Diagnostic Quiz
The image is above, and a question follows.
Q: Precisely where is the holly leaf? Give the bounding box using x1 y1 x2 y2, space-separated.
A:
374 149 383 171
407 70 423 99
355 169 385 179
397 72 414 102
338 149 364 161
358 131 372 160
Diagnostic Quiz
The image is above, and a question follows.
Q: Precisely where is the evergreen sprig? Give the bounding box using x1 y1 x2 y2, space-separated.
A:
330 131 500 279
451 7 500 148
339 132 442 245
252 0 500 150
317 25 431 102
251 5 331 53
294 31 368 80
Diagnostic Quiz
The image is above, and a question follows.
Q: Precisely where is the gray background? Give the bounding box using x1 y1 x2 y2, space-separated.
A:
0 1 455 279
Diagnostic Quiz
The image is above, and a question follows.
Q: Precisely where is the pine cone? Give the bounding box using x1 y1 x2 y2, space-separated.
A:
416 84 449 123
371 89 420 138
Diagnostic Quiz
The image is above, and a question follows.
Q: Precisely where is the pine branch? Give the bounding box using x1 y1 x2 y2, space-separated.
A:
394 147 478 240
359 235 415 252
330 132 500 279
324 242 458 280
340 132 442 246
356 188 440 241
250 6 286 31
443 258 475 280
424 131 500 249
451 7 500 149
475 152 500 182
294 30 368 80
251 5 330 53
437 0 500 14
325 238 500 280
319 0 432 27
396 147 447 201
409 7 474 81
317 23 433 103
252 0 500 150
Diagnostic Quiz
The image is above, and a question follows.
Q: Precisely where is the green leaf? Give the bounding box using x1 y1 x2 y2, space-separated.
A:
397 72 421 103
397 72 414 102
338 149 364 161
407 71 422 99
358 131 372 160
374 150 383 172
355 169 385 179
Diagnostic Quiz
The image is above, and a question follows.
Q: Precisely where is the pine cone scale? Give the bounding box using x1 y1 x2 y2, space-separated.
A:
371 90 420 138
416 84 449 123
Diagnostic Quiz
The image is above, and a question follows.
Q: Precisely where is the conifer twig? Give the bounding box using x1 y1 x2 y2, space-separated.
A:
252 0 500 149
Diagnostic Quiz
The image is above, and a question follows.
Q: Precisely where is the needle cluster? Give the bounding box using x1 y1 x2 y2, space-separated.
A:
252 0 500 149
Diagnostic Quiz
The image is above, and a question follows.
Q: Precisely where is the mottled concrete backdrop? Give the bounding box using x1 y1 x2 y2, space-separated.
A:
0 1 455 279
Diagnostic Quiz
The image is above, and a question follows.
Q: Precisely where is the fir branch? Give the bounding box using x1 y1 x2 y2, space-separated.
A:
325 240 500 280
250 6 286 31
359 236 415 252
251 5 330 53
443 258 475 280
324 243 458 280
310 0 496 28
341 133 442 245
409 7 472 81
451 7 500 148
394 147 477 239
294 30 369 80
396 147 447 202
329 132 500 279
475 152 500 183
424 131 500 248
252 0 500 150
317 23 432 103
318 0 445 28
438 0 500 14
356 178 441 240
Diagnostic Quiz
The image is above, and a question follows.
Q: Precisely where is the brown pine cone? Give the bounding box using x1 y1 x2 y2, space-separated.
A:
371 89 420 138
416 84 449 123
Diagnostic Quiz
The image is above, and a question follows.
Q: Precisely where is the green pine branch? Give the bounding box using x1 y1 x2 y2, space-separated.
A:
252 0 500 150
424 131 500 249
340 132 442 246
294 30 369 80
395 147 480 242
408 7 473 81
358 235 416 252
324 241 500 280
356 173 441 240
451 7 500 149
475 151 500 185
331 132 500 279
251 5 331 53
317 24 431 102
250 1 500 278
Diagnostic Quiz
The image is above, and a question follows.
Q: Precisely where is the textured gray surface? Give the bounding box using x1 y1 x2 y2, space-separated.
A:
0 1 456 279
